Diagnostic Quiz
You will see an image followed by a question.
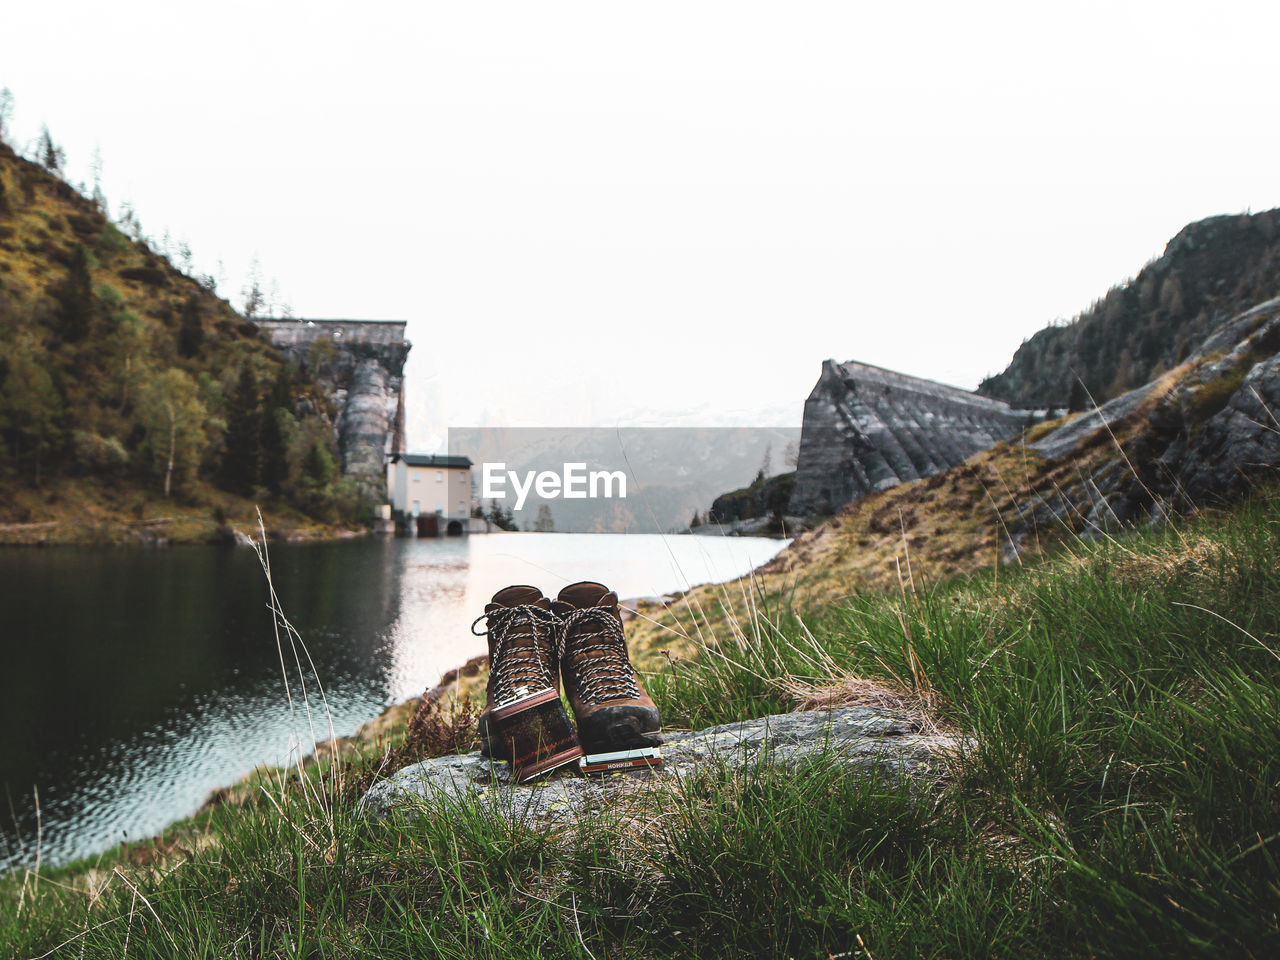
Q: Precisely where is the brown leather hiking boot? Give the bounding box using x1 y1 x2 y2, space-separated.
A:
552 581 662 754
473 585 568 764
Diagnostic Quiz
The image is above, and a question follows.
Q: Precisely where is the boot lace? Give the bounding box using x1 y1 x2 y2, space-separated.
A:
471 605 559 705
558 606 640 704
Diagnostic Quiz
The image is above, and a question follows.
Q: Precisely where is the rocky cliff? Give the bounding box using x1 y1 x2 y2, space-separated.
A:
725 298 1280 603
788 360 1030 516
708 472 794 525
1000 295 1280 548
253 320 410 501
979 209 1280 409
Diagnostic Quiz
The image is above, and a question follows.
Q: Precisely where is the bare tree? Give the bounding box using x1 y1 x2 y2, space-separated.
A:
117 202 144 242
89 146 107 214
0 88 14 145
241 255 265 318
267 278 282 319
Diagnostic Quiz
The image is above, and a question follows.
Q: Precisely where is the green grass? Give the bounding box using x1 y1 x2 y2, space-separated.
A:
649 489 1280 956
4 491 1280 957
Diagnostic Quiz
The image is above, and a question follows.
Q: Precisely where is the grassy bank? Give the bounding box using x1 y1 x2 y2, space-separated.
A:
0 477 363 545
4 490 1279 957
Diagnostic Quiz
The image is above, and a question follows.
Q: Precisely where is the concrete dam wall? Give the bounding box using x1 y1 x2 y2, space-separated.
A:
253 319 410 500
788 360 1029 516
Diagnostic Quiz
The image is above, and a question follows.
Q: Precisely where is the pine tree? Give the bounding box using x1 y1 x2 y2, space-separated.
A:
221 366 261 495
177 294 204 358
302 439 336 487
533 504 555 532
259 366 293 496
37 125 65 174
55 245 95 343
0 330 63 485
1067 377 1087 414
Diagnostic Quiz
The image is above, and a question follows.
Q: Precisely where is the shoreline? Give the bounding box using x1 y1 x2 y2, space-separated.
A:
79 594 690 870
0 513 367 548
1 558 752 876
0 476 367 547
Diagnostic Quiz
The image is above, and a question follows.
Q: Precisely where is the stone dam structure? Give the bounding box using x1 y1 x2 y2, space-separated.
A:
253 319 409 500
788 360 1031 516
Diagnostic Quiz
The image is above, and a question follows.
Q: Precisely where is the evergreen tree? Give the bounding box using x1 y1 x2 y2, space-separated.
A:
533 504 555 532
302 439 336 487
486 499 518 531
1067 377 1087 414
55 245 95 343
0 330 62 485
37 125 64 174
259 366 294 496
177 294 204 358
221 366 261 495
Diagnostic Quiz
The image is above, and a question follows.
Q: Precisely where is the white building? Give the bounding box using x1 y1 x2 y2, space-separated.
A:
386 454 473 535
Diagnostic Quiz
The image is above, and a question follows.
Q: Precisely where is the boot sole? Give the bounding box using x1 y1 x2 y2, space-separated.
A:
577 706 663 754
483 706 662 758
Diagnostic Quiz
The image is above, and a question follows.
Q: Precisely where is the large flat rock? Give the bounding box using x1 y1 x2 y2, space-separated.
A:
358 706 962 823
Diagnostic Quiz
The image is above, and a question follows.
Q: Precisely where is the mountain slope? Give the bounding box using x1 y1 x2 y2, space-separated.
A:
979 209 1280 409
0 142 357 542
623 292 1280 661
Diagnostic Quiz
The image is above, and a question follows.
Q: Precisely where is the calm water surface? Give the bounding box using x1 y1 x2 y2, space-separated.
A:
0 532 785 870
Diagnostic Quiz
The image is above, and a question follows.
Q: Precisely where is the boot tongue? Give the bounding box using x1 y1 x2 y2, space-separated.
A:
488 585 548 610
557 581 618 613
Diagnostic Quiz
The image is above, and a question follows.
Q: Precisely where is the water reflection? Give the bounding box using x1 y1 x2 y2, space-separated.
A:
0 532 785 870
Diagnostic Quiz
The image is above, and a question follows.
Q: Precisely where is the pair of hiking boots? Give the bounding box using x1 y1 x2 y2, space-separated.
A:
473 581 661 780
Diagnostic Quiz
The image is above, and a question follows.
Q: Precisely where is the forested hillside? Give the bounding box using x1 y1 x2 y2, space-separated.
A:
0 138 358 542
979 209 1280 409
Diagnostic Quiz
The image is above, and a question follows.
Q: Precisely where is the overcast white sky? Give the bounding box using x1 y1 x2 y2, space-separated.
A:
4 2 1279 447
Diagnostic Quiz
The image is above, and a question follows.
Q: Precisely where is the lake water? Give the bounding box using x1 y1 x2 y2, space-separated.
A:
0 532 786 871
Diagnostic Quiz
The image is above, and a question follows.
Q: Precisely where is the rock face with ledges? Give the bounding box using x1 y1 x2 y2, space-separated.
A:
1177 352 1280 503
996 298 1280 551
253 319 410 500
788 360 1030 516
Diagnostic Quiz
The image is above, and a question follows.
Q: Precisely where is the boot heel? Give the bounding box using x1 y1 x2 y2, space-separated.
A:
488 687 584 782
